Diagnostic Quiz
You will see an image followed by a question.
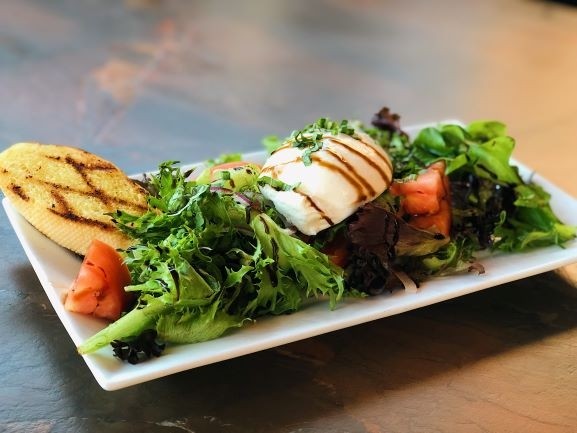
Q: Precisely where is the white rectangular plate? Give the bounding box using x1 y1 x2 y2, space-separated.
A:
4 124 577 390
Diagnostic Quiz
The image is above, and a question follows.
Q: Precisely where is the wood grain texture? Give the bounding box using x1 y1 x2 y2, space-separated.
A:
1 0 577 432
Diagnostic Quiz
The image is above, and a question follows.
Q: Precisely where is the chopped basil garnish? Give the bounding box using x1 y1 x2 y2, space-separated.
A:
289 118 357 165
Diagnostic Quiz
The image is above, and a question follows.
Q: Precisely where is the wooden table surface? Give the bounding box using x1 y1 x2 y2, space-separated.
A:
2 1 577 432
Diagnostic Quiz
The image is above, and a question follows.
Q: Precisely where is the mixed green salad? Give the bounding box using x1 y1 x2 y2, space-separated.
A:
77 107 576 363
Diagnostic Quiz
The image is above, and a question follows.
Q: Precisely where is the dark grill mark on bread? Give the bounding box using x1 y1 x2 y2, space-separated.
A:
49 208 116 231
0 142 150 254
53 155 119 207
48 189 117 231
9 183 29 201
30 153 148 214
11 152 148 231
40 179 148 212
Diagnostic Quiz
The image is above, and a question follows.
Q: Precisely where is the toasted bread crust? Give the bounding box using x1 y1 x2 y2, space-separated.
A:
0 142 148 255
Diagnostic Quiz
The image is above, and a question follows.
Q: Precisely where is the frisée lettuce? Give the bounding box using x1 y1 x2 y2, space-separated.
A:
78 161 345 355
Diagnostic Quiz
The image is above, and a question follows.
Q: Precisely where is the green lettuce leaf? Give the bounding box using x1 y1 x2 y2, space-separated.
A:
79 162 345 355
250 213 345 310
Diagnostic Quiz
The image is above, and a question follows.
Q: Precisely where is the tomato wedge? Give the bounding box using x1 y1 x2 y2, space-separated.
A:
64 239 132 321
391 161 452 237
408 197 452 237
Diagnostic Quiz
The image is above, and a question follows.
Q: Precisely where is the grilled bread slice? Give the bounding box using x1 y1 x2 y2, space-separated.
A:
0 142 148 255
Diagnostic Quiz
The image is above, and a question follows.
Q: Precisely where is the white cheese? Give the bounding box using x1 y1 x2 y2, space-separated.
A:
258 130 393 235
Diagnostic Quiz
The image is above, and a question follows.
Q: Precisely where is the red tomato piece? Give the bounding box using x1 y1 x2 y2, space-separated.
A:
391 161 452 237
64 239 133 321
392 167 445 215
409 197 452 237
401 187 442 215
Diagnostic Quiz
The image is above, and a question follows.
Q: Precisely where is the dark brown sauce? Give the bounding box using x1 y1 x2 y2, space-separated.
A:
260 155 304 177
262 137 394 227
322 148 376 198
296 191 334 225
329 136 392 184
310 154 369 203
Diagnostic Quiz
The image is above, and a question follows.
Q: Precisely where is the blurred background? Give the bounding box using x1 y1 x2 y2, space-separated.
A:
1 0 576 195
